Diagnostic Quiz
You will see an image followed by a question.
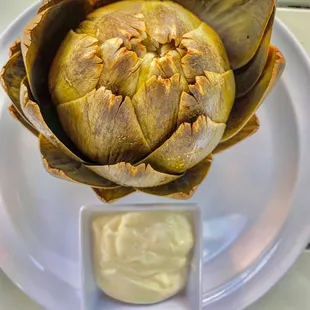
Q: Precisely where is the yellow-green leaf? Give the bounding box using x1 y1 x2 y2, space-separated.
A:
139 155 212 199
40 135 118 188
223 46 285 142
87 162 182 188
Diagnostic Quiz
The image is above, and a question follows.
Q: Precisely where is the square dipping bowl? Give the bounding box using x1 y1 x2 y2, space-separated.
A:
79 203 203 310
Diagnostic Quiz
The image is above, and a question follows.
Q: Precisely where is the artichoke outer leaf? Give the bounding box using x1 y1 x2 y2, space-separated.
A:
188 70 235 123
143 0 201 45
8 105 39 137
57 87 151 165
213 115 260 154
180 23 230 82
9 39 21 57
39 135 119 188
38 0 66 13
22 0 93 104
49 30 103 105
87 162 182 188
132 74 184 150
174 0 275 70
138 155 212 199
222 46 286 142
93 187 136 203
20 79 84 162
143 115 226 174
37 0 115 13
1 51 26 111
0 47 39 135
235 9 275 98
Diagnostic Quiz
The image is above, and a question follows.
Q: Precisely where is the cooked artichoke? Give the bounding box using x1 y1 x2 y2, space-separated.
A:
1 0 285 202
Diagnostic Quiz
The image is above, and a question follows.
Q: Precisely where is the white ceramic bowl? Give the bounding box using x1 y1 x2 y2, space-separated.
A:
79 204 203 310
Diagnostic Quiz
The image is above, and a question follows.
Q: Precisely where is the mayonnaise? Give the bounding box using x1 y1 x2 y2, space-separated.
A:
92 211 194 304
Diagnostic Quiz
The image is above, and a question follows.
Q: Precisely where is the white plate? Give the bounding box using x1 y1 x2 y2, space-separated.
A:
1 3 310 310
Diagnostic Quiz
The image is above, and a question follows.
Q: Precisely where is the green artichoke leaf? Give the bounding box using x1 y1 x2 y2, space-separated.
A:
38 0 66 13
49 30 103 105
132 74 184 150
87 162 182 188
97 38 142 98
22 0 93 104
223 46 286 142
174 0 275 69
213 115 260 154
1 51 26 111
177 92 205 125
143 115 226 174
8 105 39 137
137 50 188 91
143 0 201 45
20 79 85 162
180 23 230 82
1 46 39 135
235 9 275 98
139 155 212 199
57 87 151 165
9 39 21 57
37 0 116 14
77 1 146 50
188 70 235 123
154 51 183 77
39 135 118 188
93 187 136 203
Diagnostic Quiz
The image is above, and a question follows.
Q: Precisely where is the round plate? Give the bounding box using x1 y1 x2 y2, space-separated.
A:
1 4 310 310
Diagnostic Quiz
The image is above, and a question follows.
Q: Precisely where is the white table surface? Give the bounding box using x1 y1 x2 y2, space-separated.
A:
1 1 310 310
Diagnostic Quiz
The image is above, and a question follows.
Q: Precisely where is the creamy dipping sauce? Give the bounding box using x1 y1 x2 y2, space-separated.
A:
92 211 194 304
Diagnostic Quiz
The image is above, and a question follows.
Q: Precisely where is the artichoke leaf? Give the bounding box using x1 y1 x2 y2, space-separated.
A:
77 1 146 49
174 0 275 69
57 87 151 165
1 46 40 135
188 70 235 123
143 115 226 174
87 162 182 188
177 92 205 125
49 31 103 105
143 0 201 45
1 51 27 112
97 38 141 98
132 74 184 150
139 155 212 199
180 23 230 82
38 0 66 13
22 0 93 104
93 187 136 203
154 51 184 78
37 0 115 13
39 135 118 188
137 51 188 91
213 115 260 154
235 9 275 98
223 46 286 142
20 79 85 162
9 39 21 57
8 105 39 137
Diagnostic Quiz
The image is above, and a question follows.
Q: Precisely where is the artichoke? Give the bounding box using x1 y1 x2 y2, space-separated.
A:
1 0 285 202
